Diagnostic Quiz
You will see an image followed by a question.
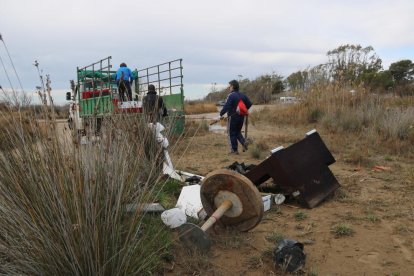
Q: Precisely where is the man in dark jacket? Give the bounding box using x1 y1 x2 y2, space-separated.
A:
220 80 252 154
143 84 168 122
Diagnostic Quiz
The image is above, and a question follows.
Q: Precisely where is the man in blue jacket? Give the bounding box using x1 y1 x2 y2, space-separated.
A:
116 63 134 101
220 80 252 154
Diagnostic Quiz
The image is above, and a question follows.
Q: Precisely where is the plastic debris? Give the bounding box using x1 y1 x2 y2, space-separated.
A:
227 161 256 175
262 195 272 211
274 239 306 273
185 175 202 184
161 208 187 228
176 184 204 219
274 194 286 205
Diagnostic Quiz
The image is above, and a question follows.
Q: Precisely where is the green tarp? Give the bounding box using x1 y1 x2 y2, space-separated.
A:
78 70 138 80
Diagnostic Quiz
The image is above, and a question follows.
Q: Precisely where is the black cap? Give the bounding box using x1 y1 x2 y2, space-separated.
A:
120 63 127 67
148 84 156 92
229 80 239 90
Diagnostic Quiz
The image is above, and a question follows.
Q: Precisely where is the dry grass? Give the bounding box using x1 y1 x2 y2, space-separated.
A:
184 101 217 114
0 110 42 150
0 106 176 274
175 248 212 275
183 120 209 136
250 86 414 157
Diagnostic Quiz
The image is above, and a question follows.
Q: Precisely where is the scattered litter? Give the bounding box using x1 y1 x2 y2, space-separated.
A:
262 195 272 211
372 165 391 172
176 184 204 219
185 175 202 184
161 208 187 228
163 163 183 181
227 161 255 175
175 170 205 183
125 203 165 213
274 239 306 273
274 194 286 205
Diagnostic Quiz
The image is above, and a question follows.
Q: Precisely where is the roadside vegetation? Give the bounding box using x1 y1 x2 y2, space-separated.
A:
184 100 217 114
0 104 177 274
249 87 414 156
206 44 414 105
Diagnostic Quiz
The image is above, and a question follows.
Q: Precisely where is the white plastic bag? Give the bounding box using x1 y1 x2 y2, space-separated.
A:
161 208 187 228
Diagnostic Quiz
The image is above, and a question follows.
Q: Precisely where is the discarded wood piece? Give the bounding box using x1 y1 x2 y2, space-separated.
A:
245 130 340 208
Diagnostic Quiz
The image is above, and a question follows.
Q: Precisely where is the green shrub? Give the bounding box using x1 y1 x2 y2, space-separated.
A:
331 224 355 237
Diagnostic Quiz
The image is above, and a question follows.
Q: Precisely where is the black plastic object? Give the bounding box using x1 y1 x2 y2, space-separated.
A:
274 239 306 273
227 162 256 175
185 175 202 184
245 131 339 208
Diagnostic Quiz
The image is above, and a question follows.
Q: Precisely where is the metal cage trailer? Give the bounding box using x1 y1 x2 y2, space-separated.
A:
66 56 185 137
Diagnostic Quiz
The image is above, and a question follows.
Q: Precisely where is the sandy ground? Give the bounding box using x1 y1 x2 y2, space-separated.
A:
168 111 414 275
49 111 414 275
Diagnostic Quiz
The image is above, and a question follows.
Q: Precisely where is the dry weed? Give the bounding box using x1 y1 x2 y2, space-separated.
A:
184 101 217 114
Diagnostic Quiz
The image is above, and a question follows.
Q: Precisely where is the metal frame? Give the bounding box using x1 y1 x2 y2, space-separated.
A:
137 59 183 97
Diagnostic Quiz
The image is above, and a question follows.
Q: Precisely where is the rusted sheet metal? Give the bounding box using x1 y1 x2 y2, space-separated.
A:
244 131 339 208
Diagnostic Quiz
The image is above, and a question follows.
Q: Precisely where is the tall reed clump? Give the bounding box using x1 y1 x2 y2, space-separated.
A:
0 105 177 274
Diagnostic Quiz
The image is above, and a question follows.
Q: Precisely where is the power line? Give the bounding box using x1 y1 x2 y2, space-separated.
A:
0 34 25 93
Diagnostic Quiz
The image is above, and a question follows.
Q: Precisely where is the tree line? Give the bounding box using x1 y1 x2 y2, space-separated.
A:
205 44 414 104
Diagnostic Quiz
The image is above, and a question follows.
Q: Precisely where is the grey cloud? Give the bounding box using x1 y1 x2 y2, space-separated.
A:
1 0 413 103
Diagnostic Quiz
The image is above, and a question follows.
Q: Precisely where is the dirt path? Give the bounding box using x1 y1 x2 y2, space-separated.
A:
186 104 270 121
170 114 414 275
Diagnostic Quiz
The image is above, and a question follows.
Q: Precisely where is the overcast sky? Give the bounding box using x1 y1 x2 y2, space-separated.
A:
1 0 413 104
